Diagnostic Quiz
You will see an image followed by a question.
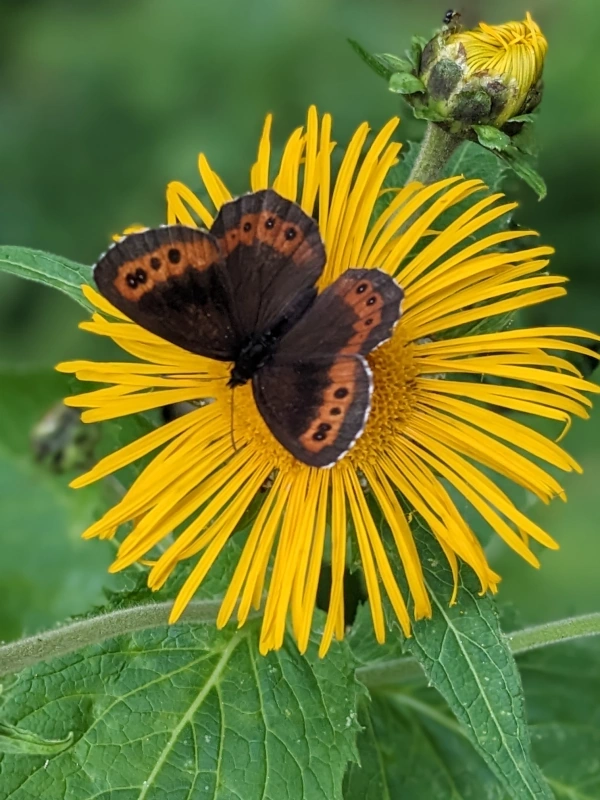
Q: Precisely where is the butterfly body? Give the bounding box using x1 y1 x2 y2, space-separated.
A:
228 285 317 388
228 331 279 388
94 189 403 467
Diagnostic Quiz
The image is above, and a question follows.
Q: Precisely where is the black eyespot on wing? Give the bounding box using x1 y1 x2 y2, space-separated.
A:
253 355 372 467
209 189 326 337
93 225 239 360
275 268 403 361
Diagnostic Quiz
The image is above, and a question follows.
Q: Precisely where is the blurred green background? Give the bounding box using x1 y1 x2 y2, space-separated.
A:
0 0 598 641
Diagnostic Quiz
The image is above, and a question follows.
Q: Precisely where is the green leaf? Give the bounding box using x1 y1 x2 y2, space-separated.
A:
400 523 552 800
407 35 428 69
412 105 447 123
445 140 509 196
500 148 547 200
344 695 503 799
519 638 600 798
388 72 425 95
378 53 414 74
511 123 540 157
347 602 405 668
473 125 512 152
0 246 93 310
0 723 73 756
348 39 394 80
348 40 414 82
0 623 360 799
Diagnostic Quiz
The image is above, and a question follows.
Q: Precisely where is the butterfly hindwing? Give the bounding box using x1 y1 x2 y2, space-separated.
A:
253 355 372 467
252 269 403 466
210 189 326 337
94 225 237 360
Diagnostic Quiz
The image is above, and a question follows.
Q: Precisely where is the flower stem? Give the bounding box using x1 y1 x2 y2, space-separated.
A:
357 611 600 690
408 122 462 184
506 612 600 654
1 608 599 680
0 600 224 676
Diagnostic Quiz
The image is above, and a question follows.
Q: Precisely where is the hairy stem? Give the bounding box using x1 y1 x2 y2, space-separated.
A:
506 612 600 654
0 600 224 676
357 611 600 690
408 122 462 184
1 607 599 679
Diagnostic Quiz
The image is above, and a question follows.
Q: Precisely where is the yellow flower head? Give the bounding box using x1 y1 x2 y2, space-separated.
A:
450 13 547 123
59 107 599 657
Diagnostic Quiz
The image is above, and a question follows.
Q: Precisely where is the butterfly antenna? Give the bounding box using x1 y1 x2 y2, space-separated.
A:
230 387 238 453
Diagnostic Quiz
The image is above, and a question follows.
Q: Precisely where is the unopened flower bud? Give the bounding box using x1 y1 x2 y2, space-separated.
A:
415 12 547 133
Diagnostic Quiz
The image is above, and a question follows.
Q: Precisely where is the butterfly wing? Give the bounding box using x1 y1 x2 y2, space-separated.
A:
253 355 372 467
94 225 237 360
253 269 403 467
210 189 326 337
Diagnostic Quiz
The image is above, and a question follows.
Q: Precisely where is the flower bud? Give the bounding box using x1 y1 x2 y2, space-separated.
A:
415 12 547 133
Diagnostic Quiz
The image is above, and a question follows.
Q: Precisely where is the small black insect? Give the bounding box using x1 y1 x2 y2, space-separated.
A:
443 9 461 26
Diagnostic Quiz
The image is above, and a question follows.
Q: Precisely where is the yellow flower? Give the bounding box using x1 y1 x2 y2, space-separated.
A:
417 12 547 130
59 107 599 656
451 13 547 123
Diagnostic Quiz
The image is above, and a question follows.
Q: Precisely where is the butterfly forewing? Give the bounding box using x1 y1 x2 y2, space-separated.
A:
210 189 326 338
94 226 238 360
253 269 403 466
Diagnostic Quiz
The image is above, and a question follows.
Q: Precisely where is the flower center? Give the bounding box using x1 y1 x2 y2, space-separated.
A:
349 328 418 464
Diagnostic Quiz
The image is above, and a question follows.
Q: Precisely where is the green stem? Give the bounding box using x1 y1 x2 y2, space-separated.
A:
1 607 599 680
407 122 462 184
358 612 600 690
507 612 600 654
0 600 224 676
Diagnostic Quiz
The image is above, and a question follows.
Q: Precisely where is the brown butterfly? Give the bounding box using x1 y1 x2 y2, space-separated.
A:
94 189 403 467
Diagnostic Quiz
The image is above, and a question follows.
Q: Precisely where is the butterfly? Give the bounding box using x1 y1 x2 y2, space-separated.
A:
94 189 403 467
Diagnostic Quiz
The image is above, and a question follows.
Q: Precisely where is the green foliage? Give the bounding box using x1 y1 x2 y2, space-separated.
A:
347 40 413 81
500 149 548 201
388 72 425 95
0 247 93 310
345 695 503 799
403 526 552 799
473 125 512 152
520 639 600 798
0 623 360 800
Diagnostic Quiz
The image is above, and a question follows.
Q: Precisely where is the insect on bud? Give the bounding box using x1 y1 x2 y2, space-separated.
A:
415 12 547 133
